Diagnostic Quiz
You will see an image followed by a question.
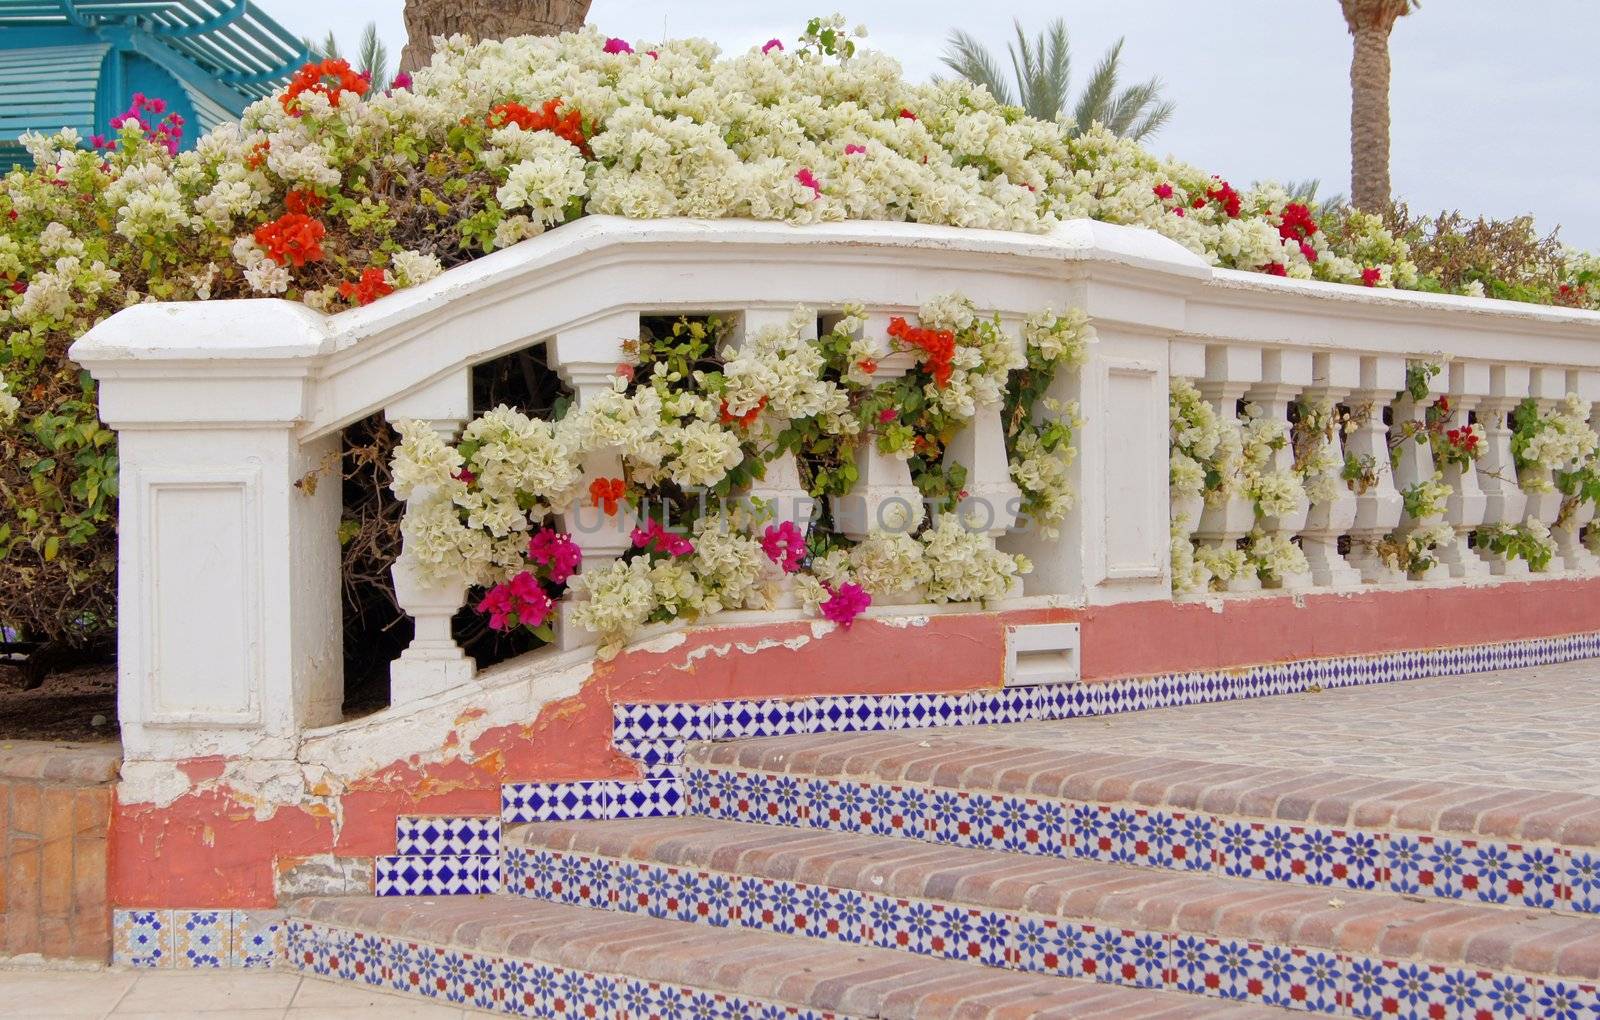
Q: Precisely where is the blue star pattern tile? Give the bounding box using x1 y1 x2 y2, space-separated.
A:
394 815 501 857
173 910 229 968
374 854 500 896
229 910 285 968
113 909 171 968
501 780 611 823
608 777 686 819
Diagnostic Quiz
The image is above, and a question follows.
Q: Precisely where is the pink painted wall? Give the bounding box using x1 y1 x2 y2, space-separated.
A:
109 577 1600 907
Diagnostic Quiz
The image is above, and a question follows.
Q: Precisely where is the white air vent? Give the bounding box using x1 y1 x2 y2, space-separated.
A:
1004 623 1081 687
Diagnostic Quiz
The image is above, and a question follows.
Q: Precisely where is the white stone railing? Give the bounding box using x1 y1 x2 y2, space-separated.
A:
71 217 1600 761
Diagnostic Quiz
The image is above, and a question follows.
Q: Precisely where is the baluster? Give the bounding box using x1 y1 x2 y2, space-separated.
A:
1436 362 1493 579
1523 368 1568 529
1246 349 1313 589
551 311 643 647
1391 360 1449 582
1345 355 1406 583
1194 345 1262 592
1168 340 1208 591
1299 352 1362 587
386 372 475 704
945 314 1022 538
832 310 927 542
1476 366 1531 576
1554 369 1600 572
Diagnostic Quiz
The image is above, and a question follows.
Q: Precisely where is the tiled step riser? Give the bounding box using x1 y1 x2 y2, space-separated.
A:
501 778 687 824
285 920 843 1018
378 816 505 897
683 767 1600 917
499 843 1600 1019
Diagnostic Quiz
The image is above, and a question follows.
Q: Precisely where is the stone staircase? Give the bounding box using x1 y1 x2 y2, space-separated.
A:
283 658 1600 1018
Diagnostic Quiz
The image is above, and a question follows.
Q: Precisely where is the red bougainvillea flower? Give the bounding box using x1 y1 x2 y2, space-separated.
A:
795 168 822 199
1277 202 1319 242
1262 262 1288 277
762 38 784 53
718 395 767 428
589 477 626 516
631 519 694 558
898 108 917 120
1361 267 1382 287
1446 426 1481 455
760 521 807 574
281 58 368 114
887 315 956 388
820 582 871 629
527 528 582 583
1152 183 1173 200
338 267 394 306
487 99 588 153
603 37 634 54
284 189 324 216
476 571 554 632
877 408 897 423
1205 178 1242 218
254 212 325 267
1299 241 1318 263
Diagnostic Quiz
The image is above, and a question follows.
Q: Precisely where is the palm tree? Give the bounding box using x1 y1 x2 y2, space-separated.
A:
309 23 390 88
941 19 1175 141
1340 0 1418 210
399 0 593 74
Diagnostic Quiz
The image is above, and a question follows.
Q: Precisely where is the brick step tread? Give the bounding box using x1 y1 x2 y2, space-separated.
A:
506 817 1600 981
287 896 1280 1019
686 730 1600 848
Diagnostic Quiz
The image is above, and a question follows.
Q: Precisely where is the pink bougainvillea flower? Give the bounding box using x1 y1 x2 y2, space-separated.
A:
390 71 413 91
760 522 806 574
1153 182 1174 200
604 37 634 54
631 519 694 558
527 528 582 583
477 571 554 631
820 582 871 629
795 168 821 199
844 143 867 155
877 408 897 423
762 38 784 53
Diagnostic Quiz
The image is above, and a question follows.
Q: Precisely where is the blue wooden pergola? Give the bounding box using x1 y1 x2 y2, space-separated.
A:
0 0 310 166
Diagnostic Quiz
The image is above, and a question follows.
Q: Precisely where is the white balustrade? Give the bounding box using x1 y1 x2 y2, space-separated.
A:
1247 349 1313 590
1556 370 1600 572
1195 345 1263 592
1298 353 1362 587
1345 356 1407 583
1477 366 1532 576
945 317 1024 539
1391 361 1449 581
1437 362 1492 579
68 216 1600 764
1524 367 1569 527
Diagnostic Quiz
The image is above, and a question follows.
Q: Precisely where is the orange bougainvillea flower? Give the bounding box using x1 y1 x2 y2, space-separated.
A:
589 477 626 516
487 99 589 154
281 58 368 114
337 267 394 306
244 139 270 170
253 212 325 268
718 395 767 428
284 189 324 216
886 316 956 388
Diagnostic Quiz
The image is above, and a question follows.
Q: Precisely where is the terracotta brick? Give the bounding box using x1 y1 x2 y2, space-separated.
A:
71 787 111 838
37 832 73 918
8 783 40 837
35 915 71 958
1 907 35 955
5 834 40 919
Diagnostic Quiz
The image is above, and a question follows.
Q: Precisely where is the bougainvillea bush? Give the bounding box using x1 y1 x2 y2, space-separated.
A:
2 18 1598 656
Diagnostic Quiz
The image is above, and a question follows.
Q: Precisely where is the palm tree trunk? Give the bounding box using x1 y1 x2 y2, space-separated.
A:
400 0 593 74
1348 23 1393 211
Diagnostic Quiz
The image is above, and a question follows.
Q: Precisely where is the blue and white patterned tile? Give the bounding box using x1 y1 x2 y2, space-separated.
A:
550 851 613 909
228 909 284 968
171 910 229 969
394 815 500 857
501 779 610 823
374 854 497 896
113 909 171 968
1566 849 1600 913
710 698 814 740
609 777 686 819
1342 956 1464 1020
635 701 716 741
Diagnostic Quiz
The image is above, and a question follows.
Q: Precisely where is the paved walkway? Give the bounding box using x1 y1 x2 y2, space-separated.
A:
992 658 1600 794
0 967 470 1018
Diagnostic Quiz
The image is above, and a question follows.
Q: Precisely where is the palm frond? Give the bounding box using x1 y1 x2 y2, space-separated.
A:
1069 38 1122 135
359 22 390 86
940 28 1016 106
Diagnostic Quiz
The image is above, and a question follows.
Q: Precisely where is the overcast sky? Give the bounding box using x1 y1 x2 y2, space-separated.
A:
256 0 1599 249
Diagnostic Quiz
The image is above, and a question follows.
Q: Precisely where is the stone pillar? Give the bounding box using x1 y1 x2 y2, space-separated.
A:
1299 352 1362 587
1555 369 1600 572
385 371 475 705
1195 345 1262 592
1246 349 1312 590
832 311 926 540
1391 362 1449 582
1436 362 1492 579
1477 366 1531 577
1523 367 1568 527
945 317 1023 538
1345 355 1406 583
